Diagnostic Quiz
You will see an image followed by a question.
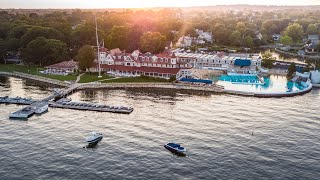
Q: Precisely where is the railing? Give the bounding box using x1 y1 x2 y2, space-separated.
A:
0 71 68 87
76 82 225 92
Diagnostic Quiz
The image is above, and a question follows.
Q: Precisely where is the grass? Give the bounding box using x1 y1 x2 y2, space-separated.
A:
78 73 113 83
104 76 170 83
0 64 77 81
0 64 173 83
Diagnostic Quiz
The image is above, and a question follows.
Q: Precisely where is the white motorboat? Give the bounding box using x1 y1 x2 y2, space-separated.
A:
85 132 103 144
164 143 186 155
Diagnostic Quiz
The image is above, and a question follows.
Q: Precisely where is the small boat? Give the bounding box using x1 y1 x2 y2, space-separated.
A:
164 143 186 155
85 132 103 144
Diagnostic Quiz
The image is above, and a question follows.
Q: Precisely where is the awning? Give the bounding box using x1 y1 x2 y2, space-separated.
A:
234 59 251 66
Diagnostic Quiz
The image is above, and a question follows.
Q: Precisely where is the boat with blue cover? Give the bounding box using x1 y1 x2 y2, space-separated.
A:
164 143 186 155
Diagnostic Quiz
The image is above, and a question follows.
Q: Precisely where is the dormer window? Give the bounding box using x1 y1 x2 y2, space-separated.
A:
160 58 163 62
165 59 168 62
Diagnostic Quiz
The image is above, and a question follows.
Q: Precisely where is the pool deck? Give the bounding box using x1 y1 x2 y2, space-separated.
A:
224 83 313 98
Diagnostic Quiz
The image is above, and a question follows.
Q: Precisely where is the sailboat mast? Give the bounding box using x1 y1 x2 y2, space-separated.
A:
95 15 101 77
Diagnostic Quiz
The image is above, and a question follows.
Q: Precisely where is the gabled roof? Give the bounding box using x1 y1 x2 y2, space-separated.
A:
46 60 78 69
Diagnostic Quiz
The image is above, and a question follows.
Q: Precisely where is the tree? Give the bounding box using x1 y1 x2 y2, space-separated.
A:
229 30 241 46
306 24 318 35
284 23 304 43
76 45 95 71
139 32 166 54
261 51 276 69
280 35 293 45
21 37 47 65
20 26 64 47
212 23 230 44
236 22 247 37
106 26 130 50
43 39 68 65
21 37 68 66
244 36 254 48
287 62 296 80
71 24 96 49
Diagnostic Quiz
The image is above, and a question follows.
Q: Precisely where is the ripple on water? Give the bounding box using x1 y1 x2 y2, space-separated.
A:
0 76 320 179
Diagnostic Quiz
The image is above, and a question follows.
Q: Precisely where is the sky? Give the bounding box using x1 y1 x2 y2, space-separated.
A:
1 0 320 9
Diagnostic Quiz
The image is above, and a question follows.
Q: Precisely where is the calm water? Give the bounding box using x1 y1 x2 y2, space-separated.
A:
0 76 320 180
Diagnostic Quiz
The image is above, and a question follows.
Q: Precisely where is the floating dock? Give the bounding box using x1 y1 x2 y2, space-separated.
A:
0 96 36 105
9 101 48 119
49 102 133 114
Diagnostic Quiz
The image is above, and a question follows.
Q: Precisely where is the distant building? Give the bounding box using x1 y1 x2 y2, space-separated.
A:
4 52 22 64
305 35 319 51
90 48 191 79
196 29 213 43
272 34 281 41
43 60 78 75
176 36 193 48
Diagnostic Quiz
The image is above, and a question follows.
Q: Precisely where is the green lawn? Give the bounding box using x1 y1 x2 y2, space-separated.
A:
0 64 77 81
78 73 113 83
105 76 170 83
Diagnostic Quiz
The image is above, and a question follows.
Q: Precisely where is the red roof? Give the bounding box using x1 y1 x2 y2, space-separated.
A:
46 60 78 69
100 47 108 52
98 64 184 75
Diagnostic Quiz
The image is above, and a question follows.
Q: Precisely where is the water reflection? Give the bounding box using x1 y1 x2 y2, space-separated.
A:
80 90 98 101
0 76 10 88
83 142 100 150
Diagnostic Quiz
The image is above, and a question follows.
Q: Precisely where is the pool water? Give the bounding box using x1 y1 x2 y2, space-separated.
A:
216 75 306 93
219 75 263 84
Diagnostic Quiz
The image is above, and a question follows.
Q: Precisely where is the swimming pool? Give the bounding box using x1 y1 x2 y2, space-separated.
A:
216 75 306 93
219 75 263 85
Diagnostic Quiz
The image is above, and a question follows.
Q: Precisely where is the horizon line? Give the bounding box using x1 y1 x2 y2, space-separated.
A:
2 4 320 10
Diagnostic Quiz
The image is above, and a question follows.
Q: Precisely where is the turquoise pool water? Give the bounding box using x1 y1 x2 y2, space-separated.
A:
216 75 306 93
219 75 262 84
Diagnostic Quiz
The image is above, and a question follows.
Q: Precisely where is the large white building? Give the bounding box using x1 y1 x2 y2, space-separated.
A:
174 52 262 73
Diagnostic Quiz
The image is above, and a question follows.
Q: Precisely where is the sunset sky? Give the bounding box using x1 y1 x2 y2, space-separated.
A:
1 0 320 8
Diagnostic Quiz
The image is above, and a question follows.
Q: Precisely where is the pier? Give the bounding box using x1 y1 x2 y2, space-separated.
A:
1 82 134 119
9 101 48 119
49 101 133 114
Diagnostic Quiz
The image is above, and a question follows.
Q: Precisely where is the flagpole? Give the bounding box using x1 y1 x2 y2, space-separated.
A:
95 15 102 78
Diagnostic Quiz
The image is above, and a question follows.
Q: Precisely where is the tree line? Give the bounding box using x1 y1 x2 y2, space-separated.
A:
1 7 320 66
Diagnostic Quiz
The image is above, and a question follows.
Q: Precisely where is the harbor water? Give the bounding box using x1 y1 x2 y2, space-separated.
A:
0 76 320 179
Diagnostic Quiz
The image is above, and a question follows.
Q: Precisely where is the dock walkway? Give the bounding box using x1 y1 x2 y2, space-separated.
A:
9 101 48 119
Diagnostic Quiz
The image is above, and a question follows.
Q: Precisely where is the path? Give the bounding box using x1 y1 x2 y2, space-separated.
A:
75 73 85 83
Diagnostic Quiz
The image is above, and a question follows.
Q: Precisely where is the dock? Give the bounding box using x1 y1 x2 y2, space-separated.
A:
9 101 48 119
0 96 36 105
1 94 134 119
49 102 133 114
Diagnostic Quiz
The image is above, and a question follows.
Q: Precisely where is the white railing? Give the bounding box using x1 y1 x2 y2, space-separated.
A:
0 71 68 87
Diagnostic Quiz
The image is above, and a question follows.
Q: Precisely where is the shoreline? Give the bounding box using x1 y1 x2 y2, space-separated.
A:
0 71 314 98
